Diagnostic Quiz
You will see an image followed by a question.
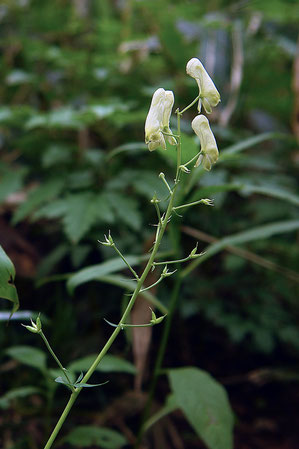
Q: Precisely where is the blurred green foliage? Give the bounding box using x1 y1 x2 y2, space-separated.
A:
0 0 299 447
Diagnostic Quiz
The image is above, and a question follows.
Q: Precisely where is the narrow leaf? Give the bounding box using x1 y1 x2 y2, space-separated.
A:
183 219 299 278
67 254 148 294
12 178 65 224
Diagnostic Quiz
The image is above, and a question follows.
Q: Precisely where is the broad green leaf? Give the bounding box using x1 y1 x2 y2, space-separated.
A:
67 254 147 294
0 245 19 315
47 107 81 129
42 144 73 168
59 193 115 243
68 354 136 374
143 394 178 432
64 426 127 448
0 386 40 409
61 193 98 243
6 346 47 371
12 178 65 224
169 367 234 449
0 168 26 203
106 192 141 230
183 219 299 278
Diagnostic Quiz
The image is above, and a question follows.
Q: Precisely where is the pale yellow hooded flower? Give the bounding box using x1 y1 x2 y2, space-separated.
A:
191 115 218 171
145 88 176 151
186 58 220 114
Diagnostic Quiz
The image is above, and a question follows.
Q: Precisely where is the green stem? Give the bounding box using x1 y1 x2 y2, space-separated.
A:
39 331 73 389
43 92 193 449
175 112 182 183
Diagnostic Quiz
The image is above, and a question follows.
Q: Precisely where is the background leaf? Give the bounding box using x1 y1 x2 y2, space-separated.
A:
6 346 47 371
169 367 234 449
64 426 127 448
0 245 19 315
68 354 136 375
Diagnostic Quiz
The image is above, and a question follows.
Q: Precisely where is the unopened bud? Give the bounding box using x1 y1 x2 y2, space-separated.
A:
200 198 214 206
149 308 167 325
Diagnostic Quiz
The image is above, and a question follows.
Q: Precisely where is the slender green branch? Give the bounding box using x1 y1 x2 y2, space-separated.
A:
183 150 202 167
39 331 74 389
173 198 213 211
111 244 140 280
179 95 200 115
140 276 164 292
104 318 155 328
152 200 162 225
159 172 173 194
152 254 199 266
175 111 182 183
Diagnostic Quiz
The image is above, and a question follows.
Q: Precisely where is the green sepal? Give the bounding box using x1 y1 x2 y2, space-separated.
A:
55 371 109 389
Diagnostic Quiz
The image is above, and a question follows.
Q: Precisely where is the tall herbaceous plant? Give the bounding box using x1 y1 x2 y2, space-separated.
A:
21 58 233 449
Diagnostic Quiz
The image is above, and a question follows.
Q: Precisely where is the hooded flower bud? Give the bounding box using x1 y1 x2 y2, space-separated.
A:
191 115 219 171
186 58 220 114
145 88 176 151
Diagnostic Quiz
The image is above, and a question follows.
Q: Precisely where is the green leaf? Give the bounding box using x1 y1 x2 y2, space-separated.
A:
64 426 127 448
67 254 147 294
143 394 178 432
0 386 41 409
68 354 136 375
61 193 98 243
6 346 47 371
183 219 299 278
60 193 115 243
106 192 141 230
0 168 26 203
54 376 74 389
169 367 234 449
12 178 65 224
0 245 19 316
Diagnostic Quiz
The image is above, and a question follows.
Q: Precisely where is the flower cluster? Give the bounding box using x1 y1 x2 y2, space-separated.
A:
145 58 220 171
